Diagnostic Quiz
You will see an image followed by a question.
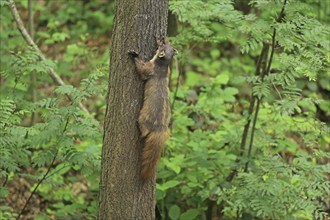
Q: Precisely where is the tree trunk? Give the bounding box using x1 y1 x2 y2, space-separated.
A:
99 1 169 219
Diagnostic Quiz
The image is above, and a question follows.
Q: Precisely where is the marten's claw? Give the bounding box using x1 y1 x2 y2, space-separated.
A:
128 50 139 58
156 38 165 47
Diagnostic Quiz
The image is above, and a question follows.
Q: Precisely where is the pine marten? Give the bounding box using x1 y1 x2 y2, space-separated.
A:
129 38 176 180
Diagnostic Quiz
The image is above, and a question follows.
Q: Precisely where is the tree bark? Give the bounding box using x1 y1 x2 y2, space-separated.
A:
99 1 169 219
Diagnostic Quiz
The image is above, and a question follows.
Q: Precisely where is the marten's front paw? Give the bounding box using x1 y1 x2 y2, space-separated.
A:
156 37 165 47
128 50 139 58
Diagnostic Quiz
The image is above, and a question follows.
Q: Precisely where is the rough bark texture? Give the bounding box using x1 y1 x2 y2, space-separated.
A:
99 1 168 219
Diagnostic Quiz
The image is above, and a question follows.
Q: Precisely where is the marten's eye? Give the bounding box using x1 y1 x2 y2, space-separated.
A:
159 50 165 58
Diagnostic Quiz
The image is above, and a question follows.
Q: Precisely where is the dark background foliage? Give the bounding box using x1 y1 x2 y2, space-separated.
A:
0 0 329 219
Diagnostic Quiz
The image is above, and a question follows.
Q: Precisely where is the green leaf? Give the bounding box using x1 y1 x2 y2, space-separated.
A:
66 44 85 55
213 74 229 85
169 205 181 220
222 87 239 102
186 71 205 87
210 49 220 59
167 162 181 174
180 209 199 220
45 32 69 44
157 180 180 191
55 85 75 95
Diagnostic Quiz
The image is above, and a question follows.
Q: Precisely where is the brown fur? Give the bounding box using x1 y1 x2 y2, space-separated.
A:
140 131 169 179
129 39 176 180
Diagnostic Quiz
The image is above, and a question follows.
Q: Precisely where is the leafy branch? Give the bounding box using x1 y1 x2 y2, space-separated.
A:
8 0 89 114
244 0 288 171
16 150 58 220
16 117 70 220
226 0 288 180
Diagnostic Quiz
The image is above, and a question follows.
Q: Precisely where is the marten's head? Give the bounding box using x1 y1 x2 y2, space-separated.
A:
156 39 177 65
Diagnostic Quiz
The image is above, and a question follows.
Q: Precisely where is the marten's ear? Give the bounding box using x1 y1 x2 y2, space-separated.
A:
159 50 165 58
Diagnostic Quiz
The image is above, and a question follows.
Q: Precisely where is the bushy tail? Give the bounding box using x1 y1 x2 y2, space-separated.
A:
141 131 168 180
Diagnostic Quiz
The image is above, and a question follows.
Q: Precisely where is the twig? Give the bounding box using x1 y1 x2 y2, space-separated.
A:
244 0 287 172
44 164 70 180
265 0 287 76
226 42 269 181
244 40 270 172
16 150 58 220
27 0 33 39
28 0 38 125
273 82 283 100
220 0 289 216
244 99 260 172
16 117 70 219
276 0 287 23
170 56 181 127
8 0 64 86
2 173 8 187
239 42 269 154
8 0 89 114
